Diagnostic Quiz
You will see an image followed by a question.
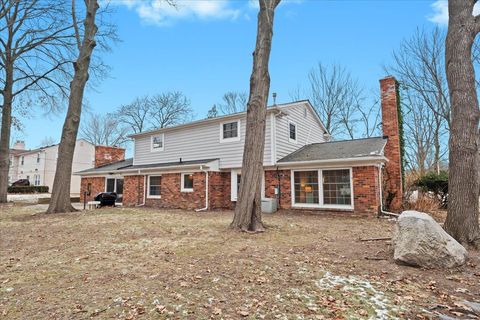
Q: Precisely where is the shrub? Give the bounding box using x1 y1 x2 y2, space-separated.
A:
415 171 448 208
8 186 49 194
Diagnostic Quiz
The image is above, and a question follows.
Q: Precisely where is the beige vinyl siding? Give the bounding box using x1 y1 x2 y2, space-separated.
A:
134 116 273 169
275 103 325 161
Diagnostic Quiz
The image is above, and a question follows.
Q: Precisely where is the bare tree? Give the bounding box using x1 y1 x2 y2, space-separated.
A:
218 91 248 115
387 27 449 174
39 136 56 147
207 104 218 118
231 0 280 232
116 96 151 134
149 92 193 128
0 0 73 203
47 0 100 213
443 0 480 247
80 112 128 146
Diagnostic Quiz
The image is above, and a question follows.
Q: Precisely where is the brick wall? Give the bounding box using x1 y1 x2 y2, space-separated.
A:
79 177 105 202
264 170 291 209
209 172 234 210
380 76 403 212
123 175 144 206
94 146 125 168
145 172 207 210
352 166 380 215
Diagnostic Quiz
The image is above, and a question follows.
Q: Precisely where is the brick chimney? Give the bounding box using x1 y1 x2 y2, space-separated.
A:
94 145 125 168
380 76 403 212
13 140 25 150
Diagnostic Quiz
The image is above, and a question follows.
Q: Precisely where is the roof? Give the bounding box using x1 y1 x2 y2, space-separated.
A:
278 137 388 163
129 100 329 138
9 139 94 156
77 158 219 175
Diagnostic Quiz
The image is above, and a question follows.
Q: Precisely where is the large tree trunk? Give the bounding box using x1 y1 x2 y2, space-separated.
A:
444 0 480 247
46 0 99 213
0 65 13 204
231 0 280 232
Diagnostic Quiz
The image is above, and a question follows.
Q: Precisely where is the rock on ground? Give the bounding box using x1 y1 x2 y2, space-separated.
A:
393 210 468 268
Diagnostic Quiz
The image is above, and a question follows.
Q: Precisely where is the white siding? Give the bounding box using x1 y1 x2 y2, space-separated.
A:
275 103 325 161
134 116 273 169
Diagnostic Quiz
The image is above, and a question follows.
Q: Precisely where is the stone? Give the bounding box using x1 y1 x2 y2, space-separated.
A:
393 210 468 268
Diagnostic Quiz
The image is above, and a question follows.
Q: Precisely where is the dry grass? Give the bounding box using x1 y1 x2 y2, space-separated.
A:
0 205 479 319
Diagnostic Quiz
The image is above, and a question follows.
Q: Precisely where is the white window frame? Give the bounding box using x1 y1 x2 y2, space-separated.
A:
105 176 124 194
150 134 164 152
220 120 241 143
290 168 354 210
231 169 265 201
147 175 162 199
288 120 297 143
181 173 194 192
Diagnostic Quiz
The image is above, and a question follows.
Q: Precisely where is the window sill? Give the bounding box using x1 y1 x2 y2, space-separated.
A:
292 203 353 210
220 137 240 143
147 195 161 199
181 189 194 193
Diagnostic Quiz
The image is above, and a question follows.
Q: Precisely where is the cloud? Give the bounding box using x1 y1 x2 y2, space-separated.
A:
428 0 480 25
116 0 304 26
116 0 241 26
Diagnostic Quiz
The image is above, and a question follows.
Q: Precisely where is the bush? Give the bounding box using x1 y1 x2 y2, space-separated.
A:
415 171 448 208
8 186 49 194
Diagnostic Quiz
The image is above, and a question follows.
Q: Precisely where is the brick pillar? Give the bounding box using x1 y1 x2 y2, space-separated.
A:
380 76 403 212
94 146 125 168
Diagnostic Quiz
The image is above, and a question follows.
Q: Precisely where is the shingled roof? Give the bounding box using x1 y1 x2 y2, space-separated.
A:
278 137 387 163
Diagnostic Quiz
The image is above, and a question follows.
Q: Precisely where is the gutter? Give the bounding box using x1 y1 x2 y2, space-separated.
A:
276 156 388 167
195 165 209 212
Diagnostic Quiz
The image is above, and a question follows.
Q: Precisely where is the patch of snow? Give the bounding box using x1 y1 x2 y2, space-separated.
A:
315 272 399 320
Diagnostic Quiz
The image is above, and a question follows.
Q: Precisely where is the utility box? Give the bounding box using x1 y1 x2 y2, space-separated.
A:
261 198 278 214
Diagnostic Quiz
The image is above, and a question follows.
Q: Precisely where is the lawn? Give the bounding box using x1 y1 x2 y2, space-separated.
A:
0 205 479 319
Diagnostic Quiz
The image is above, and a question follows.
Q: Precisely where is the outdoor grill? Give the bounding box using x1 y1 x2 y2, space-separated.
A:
94 192 118 206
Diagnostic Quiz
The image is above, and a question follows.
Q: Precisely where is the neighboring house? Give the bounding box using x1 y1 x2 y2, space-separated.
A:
9 140 125 196
77 77 403 215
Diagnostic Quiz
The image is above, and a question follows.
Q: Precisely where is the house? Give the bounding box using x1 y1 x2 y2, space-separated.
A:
9 140 125 196
77 77 403 215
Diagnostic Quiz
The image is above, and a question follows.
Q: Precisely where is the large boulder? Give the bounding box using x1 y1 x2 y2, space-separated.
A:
393 211 468 268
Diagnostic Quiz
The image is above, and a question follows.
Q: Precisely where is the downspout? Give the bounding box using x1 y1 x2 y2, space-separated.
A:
195 165 209 212
378 164 399 218
136 170 146 207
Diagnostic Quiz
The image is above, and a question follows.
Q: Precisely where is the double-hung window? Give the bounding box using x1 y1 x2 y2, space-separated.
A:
288 121 297 143
151 134 164 152
220 120 240 142
181 173 194 192
148 176 162 198
292 169 352 209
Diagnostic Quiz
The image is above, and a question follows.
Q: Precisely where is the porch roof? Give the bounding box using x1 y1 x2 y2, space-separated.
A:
278 137 388 164
76 158 219 175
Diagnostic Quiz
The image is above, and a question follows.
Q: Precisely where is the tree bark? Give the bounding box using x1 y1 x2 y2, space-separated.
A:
0 65 13 203
230 0 280 232
46 0 99 213
444 0 480 247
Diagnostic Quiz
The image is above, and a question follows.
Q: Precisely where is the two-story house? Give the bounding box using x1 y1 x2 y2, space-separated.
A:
78 77 403 215
9 140 125 196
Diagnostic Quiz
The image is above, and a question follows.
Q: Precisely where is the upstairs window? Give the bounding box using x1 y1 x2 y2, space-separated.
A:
21 156 24 165
181 173 194 192
220 120 240 142
36 153 40 163
289 121 297 142
151 134 164 152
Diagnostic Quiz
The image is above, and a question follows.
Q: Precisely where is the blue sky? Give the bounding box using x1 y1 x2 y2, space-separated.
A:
17 0 448 150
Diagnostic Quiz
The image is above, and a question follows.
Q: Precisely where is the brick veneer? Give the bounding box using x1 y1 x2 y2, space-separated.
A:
380 76 403 212
79 177 105 202
123 175 144 206
95 146 125 168
352 166 380 215
209 172 234 210
265 170 291 209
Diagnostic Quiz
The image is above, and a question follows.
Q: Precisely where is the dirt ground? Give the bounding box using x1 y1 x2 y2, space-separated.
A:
0 205 479 319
